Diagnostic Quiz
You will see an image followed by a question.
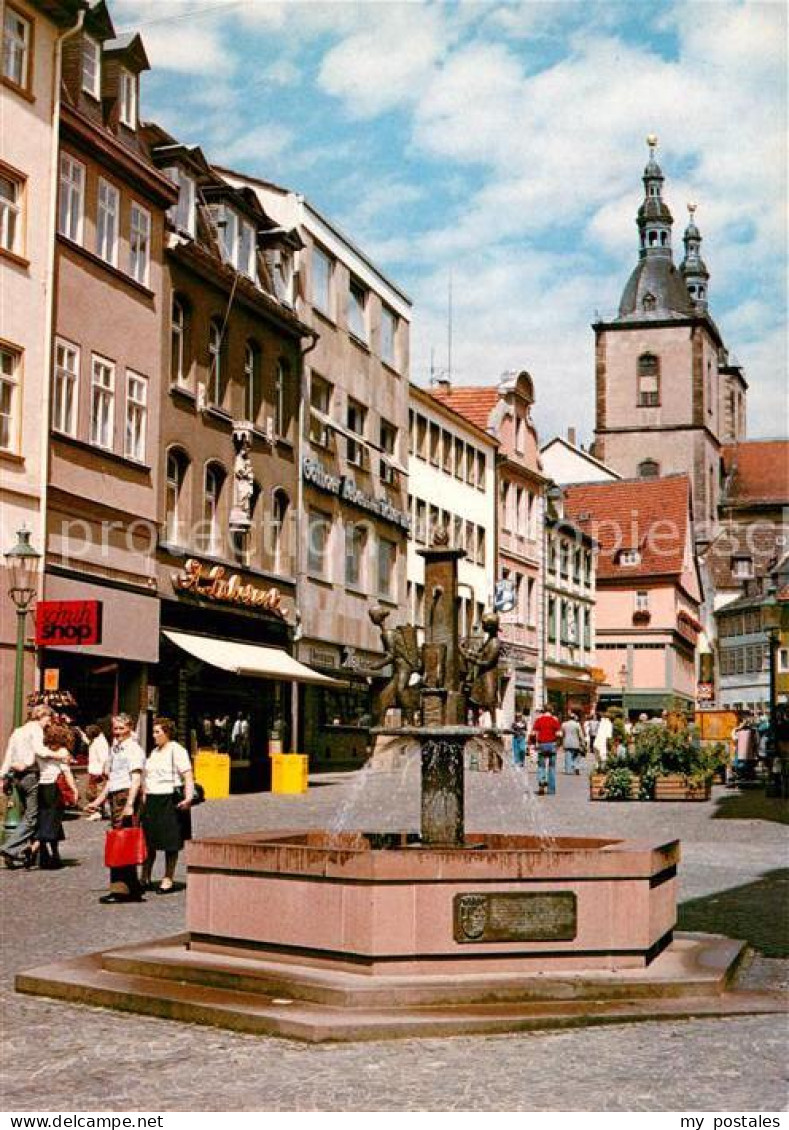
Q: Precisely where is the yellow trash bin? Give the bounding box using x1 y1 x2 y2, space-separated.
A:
194 749 230 800
270 753 308 795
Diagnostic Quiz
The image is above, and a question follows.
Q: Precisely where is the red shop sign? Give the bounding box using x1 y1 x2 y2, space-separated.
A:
35 600 103 647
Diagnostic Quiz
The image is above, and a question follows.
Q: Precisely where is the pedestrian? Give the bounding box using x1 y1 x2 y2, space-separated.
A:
33 720 74 870
561 711 584 775
530 704 562 796
593 711 613 766
511 714 528 767
584 712 599 758
729 713 759 786
84 723 109 820
0 705 54 868
140 717 195 894
85 713 145 903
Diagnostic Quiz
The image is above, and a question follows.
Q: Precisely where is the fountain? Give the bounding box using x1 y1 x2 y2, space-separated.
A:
17 534 774 1039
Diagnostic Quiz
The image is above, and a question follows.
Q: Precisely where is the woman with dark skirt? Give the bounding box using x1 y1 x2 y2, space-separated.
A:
34 721 73 870
141 717 194 894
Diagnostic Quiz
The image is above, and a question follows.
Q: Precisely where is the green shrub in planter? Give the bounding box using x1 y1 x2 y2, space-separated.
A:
603 766 636 800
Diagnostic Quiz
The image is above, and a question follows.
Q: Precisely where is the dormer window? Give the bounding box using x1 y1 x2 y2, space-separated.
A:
618 549 642 567
642 292 656 311
82 35 101 99
119 68 137 128
238 219 256 280
732 556 753 580
165 167 195 237
271 248 293 303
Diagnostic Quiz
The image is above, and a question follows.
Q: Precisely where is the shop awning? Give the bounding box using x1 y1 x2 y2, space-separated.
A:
163 631 342 686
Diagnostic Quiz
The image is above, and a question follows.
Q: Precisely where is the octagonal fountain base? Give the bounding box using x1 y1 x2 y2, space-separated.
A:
17 831 786 1041
185 831 679 973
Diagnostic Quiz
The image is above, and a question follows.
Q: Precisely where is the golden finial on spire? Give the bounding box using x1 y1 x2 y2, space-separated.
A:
687 202 697 217
646 133 658 150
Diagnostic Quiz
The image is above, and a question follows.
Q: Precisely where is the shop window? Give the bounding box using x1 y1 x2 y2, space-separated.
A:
321 685 372 729
165 448 189 546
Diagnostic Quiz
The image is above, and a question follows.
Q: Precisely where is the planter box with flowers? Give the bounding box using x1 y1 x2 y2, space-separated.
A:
653 774 712 801
590 769 641 801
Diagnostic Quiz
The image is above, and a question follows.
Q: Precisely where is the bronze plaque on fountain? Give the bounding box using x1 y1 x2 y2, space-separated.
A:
453 892 577 943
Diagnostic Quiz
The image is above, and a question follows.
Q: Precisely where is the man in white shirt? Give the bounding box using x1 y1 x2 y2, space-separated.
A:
84 724 110 820
1 705 54 866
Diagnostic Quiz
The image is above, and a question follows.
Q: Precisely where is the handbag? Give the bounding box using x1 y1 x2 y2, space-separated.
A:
170 744 205 806
55 772 79 809
104 821 147 867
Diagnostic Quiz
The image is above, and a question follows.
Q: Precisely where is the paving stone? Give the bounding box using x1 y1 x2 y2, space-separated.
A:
1 767 787 1111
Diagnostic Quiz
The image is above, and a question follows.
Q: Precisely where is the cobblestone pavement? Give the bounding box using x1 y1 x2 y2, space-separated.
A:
1 762 787 1112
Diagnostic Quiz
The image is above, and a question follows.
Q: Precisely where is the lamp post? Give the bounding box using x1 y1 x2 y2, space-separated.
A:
3 527 42 836
761 582 782 795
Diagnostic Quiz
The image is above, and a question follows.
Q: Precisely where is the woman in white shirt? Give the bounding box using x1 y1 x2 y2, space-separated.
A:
141 716 195 894
34 720 73 870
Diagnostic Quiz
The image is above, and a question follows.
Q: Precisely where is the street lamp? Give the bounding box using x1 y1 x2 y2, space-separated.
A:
762 582 782 791
3 528 41 837
5 526 42 727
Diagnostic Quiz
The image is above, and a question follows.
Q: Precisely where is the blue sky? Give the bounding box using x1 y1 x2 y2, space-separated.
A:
116 0 787 443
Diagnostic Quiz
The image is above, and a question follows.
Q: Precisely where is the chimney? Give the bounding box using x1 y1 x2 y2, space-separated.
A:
567 426 577 447
436 377 451 390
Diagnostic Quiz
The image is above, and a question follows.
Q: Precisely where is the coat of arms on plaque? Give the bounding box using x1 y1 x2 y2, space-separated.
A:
456 894 488 941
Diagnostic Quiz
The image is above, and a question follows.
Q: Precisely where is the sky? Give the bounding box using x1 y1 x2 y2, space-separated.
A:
114 0 787 445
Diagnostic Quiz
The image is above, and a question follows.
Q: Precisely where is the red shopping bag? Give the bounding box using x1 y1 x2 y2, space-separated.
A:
104 824 147 868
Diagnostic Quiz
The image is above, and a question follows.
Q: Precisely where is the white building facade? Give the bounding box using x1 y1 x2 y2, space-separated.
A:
406 384 498 636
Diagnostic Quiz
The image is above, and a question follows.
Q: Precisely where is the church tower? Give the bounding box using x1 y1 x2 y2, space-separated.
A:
593 136 747 548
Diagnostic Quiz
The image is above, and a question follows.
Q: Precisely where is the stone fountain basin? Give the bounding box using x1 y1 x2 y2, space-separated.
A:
186 832 679 974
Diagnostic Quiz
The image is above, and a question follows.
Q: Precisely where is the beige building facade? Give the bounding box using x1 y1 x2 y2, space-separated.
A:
0 0 81 724
220 168 412 767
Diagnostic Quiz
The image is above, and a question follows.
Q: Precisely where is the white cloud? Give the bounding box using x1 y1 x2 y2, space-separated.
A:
212 123 294 167
317 5 450 118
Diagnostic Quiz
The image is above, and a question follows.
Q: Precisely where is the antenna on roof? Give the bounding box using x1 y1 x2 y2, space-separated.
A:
447 270 453 384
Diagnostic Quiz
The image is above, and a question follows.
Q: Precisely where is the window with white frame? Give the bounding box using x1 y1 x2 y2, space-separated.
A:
619 548 642 566
380 305 397 367
208 319 223 404
2 6 31 88
377 536 397 601
58 154 84 243
210 203 237 265
732 556 753 579
238 219 256 280
308 508 331 578
96 178 119 266
165 449 188 545
346 399 366 466
0 346 19 452
275 358 288 437
0 172 22 255
637 353 660 407
309 374 332 447
348 278 367 342
118 68 136 128
90 356 114 449
244 341 260 423
170 296 188 384
81 35 101 99
129 202 150 285
380 419 397 484
271 490 290 574
200 464 223 555
312 244 332 315
345 522 367 589
53 340 79 435
125 371 147 461
166 167 196 237
635 590 650 612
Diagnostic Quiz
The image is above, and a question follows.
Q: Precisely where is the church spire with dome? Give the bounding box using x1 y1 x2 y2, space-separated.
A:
617 136 694 321
680 203 710 310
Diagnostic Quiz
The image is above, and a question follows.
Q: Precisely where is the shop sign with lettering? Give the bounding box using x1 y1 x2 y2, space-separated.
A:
302 457 410 532
173 559 286 618
35 601 103 646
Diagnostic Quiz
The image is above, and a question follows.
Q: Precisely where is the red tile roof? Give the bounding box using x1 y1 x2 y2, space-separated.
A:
563 474 692 581
722 440 789 506
428 386 499 432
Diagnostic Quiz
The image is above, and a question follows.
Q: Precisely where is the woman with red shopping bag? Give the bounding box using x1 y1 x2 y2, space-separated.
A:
86 713 146 903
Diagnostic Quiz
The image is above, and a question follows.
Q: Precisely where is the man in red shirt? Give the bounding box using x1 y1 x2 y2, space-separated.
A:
530 705 562 795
